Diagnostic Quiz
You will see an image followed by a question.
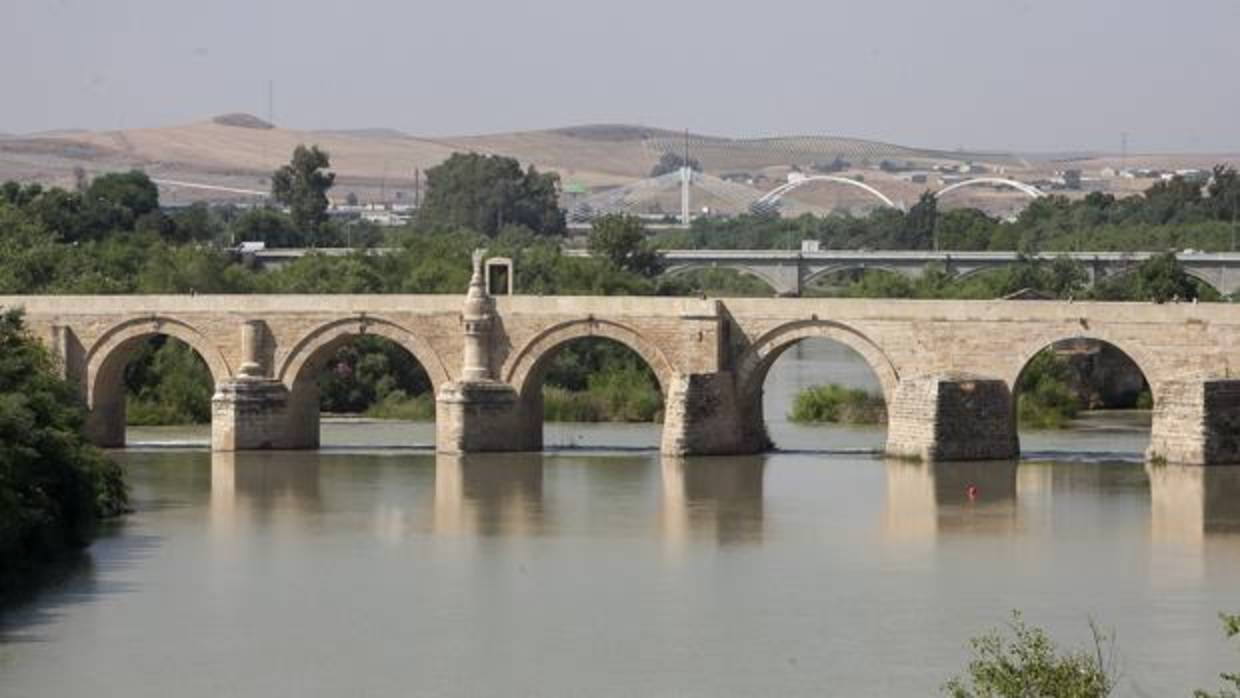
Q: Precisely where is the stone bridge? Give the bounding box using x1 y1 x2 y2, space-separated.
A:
658 250 1240 297
4 262 1240 464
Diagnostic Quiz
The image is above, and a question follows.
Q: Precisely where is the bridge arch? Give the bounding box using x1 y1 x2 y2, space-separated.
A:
276 316 451 392
735 319 900 406
1005 330 1163 405
504 318 676 399
934 178 1045 201
83 316 232 446
755 176 900 212
1093 265 1225 298
801 264 918 289
662 264 784 295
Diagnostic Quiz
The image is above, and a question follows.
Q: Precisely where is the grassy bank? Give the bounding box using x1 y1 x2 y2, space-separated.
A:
362 392 436 420
788 384 887 424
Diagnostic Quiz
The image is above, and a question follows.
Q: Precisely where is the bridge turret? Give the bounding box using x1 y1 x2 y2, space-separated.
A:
461 250 496 381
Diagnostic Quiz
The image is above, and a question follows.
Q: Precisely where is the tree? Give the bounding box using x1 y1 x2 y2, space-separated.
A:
1208 166 1240 249
271 145 336 238
229 207 300 247
1196 612 1240 698
1134 251 1197 302
902 191 938 250
944 612 1115 698
85 170 160 219
650 151 702 178
0 309 126 591
418 153 565 236
588 214 662 277
0 203 61 292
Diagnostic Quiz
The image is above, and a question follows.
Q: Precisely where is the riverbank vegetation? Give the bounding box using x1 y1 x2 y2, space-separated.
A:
1016 351 1084 429
788 384 886 424
944 611 1116 697
1198 612 1240 698
0 310 127 594
541 339 663 422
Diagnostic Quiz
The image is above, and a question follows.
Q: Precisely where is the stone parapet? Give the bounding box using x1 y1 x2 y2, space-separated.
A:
885 375 1018 462
1148 379 1240 465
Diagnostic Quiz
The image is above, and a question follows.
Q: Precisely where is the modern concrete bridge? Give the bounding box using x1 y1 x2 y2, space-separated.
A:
4 258 1240 464
251 248 1240 297
659 250 1240 296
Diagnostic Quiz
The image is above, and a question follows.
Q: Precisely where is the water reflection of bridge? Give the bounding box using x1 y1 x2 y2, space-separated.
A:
206 454 1240 558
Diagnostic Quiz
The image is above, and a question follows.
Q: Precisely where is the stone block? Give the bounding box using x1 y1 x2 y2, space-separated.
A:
661 372 766 456
436 381 534 453
1148 379 1240 465
886 374 1018 462
212 378 294 451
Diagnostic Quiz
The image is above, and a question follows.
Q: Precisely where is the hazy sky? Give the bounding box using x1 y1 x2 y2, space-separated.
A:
4 0 1238 152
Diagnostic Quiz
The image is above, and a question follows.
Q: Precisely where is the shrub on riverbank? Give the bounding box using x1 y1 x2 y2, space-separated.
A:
1017 350 1082 429
0 310 127 594
363 391 436 421
944 611 1115 697
788 384 886 424
543 362 663 423
1197 612 1240 698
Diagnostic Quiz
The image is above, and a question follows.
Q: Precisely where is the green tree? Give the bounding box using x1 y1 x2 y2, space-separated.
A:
0 310 126 592
230 207 300 247
125 338 215 425
0 203 61 292
902 191 938 249
271 145 336 238
85 170 160 219
944 612 1115 698
588 214 662 277
418 153 565 236
1197 613 1240 698
1134 251 1197 302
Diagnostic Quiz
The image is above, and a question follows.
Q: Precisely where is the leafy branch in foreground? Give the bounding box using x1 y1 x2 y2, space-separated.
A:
944 611 1116 698
1196 613 1240 698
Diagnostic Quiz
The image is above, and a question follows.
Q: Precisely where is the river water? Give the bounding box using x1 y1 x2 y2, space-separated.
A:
3 342 1239 696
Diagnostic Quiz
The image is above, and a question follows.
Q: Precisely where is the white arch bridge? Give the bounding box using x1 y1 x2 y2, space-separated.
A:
570 173 1046 223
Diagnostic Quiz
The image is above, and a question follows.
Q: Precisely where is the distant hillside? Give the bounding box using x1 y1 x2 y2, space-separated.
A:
0 113 1233 206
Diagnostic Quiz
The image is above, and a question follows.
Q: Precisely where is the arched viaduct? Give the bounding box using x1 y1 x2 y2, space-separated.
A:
5 273 1240 465
661 250 1240 297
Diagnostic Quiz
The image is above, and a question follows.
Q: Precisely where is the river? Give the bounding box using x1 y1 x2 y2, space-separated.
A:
2 341 1239 696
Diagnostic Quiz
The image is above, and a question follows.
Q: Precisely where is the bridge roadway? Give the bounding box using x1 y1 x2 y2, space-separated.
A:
250 248 1240 297
5 261 1240 465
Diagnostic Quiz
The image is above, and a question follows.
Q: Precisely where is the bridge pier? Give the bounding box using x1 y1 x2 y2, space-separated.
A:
662 373 767 456
885 374 1018 462
1148 379 1240 465
211 320 307 450
436 381 533 453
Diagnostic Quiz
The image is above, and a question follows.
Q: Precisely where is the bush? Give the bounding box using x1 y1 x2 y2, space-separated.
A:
0 309 126 593
1017 350 1081 429
788 384 886 424
944 611 1115 698
363 391 436 421
1197 612 1240 698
